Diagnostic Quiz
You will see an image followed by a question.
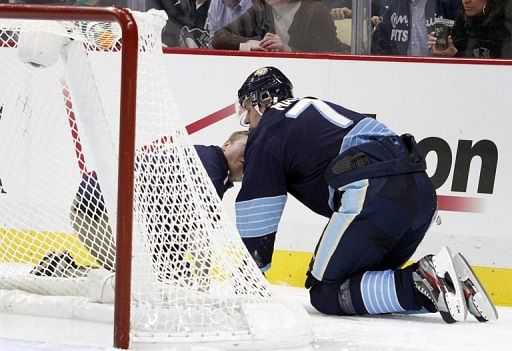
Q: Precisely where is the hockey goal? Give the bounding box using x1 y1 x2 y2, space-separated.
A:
0 5 311 349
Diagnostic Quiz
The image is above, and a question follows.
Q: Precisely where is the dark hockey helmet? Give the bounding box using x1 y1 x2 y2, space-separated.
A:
237 66 294 107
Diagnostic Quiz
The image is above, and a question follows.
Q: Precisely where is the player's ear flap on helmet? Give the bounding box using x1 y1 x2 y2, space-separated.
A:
259 90 273 106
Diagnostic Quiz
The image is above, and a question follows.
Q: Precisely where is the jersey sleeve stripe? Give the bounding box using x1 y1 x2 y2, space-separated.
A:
236 195 287 237
341 118 395 152
236 194 287 207
236 204 285 217
237 214 283 226
237 224 280 238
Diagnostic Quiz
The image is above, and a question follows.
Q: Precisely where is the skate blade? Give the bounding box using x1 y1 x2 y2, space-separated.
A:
453 253 498 321
432 247 467 322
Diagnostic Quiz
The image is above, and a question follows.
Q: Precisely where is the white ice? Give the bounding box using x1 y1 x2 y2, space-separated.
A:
0 285 510 351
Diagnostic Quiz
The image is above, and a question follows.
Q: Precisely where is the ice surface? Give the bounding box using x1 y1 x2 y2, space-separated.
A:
0 285 510 351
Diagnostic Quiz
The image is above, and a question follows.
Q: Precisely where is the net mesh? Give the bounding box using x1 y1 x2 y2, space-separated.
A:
0 10 274 339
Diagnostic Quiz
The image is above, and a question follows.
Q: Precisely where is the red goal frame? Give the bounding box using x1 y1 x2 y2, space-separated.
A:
0 4 138 349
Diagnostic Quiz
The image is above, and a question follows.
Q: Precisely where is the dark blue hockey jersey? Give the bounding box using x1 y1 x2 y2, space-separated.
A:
235 97 398 271
194 145 233 199
77 145 232 218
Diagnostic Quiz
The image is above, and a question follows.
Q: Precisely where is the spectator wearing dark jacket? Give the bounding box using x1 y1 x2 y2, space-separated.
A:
428 0 512 58
148 0 211 47
371 0 461 56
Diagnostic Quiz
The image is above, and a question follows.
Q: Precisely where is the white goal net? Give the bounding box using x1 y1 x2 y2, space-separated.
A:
0 6 311 349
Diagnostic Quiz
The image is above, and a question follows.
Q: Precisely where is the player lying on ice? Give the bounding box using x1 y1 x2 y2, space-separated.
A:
233 66 498 323
30 131 248 284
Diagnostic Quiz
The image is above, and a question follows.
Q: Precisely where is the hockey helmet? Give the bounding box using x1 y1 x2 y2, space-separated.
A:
237 66 294 107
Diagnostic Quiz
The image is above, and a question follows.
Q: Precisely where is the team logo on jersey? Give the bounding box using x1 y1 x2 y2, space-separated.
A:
390 13 408 28
254 67 268 76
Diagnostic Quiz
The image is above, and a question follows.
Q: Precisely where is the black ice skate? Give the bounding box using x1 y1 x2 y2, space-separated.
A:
453 252 498 322
30 251 88 278
413 246 467 323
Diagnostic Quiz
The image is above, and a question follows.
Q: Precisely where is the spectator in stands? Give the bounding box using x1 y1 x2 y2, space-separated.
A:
324 0 380 20
71 0 212 48
192 0 212 30
371 0 461 56
324 0 352 20
177 0 213 48
212 0 347 52
428 0 512 58
207 0 253 37
148 0 211 47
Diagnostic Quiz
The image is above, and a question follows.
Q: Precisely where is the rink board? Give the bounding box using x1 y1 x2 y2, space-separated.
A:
0 49 511 306
0 229 98 266
266 250 512 306
164 52 512 306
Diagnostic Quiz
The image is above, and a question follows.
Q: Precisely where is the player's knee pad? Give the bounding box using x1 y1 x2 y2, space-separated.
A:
338 279 356 315
309 279 355 315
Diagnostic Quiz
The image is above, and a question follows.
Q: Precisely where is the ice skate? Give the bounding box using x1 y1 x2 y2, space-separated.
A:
453 252 498 322
30 251 88 278
413 246 467 323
